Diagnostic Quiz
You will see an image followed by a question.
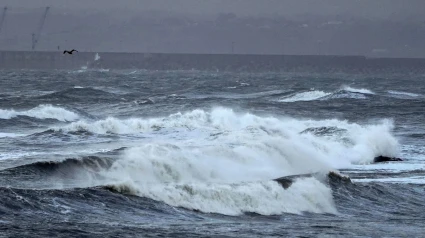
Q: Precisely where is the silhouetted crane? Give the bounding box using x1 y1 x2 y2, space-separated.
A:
31 7 50 50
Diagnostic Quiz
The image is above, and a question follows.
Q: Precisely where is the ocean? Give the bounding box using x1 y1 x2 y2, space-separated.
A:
0 69 424 237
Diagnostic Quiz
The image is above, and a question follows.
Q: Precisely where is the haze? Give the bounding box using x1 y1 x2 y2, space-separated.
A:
1 0 424 57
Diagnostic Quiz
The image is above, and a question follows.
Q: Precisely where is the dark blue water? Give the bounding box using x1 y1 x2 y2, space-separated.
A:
1 69 424 237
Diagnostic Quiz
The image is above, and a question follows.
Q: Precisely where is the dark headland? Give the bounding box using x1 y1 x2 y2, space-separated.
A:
1 50 425 73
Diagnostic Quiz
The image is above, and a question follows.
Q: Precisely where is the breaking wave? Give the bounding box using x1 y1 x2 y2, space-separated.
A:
54 108 400 164
279 90 331 102
278 86 375 102
106 178 337 216
343 86 375 95
0 105 79 122
47 107 400 215
387 90 420 98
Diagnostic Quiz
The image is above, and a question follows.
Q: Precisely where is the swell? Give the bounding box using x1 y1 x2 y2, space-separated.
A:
332 179 425 219
0 156 117 188
99 171 345 216
1 165 424 221
277 86 404 103
0 105 80 122
35 87 122 103
343 168 425 183
1 171 421 218
387 90 421 98
271 171 425 219
184 89 291 100
0 186 181 222
0 171 345 216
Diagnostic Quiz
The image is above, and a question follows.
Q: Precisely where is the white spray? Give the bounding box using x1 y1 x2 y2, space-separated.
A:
53 107 400 215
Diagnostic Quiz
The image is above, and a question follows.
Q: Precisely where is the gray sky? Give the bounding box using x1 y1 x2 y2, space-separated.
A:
1 0 425 57
2 0 425 19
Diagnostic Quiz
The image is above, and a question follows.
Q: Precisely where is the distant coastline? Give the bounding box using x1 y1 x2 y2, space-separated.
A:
1 50 424 73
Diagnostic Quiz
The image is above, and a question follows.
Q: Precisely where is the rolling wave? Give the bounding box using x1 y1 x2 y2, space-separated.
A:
278 86 375 102
342 86 375 95
36 87 120 101
51 107 400 165
0 156 117 189
0 105 79 122
54 109 212 135
39 107 399 215
0 104 404 216
1 176 423 227
387 90 420 98
3 156 115 175
279 90 331 102
104 177 337 216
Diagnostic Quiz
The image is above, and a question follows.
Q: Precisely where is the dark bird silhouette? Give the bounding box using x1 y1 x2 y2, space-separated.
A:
63 49 78 55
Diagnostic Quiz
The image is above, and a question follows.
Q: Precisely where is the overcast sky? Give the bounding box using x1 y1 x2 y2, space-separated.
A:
1 0 424 57
2 0 425 19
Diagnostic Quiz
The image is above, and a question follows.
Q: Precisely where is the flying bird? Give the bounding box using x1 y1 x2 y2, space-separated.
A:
63 49 78 55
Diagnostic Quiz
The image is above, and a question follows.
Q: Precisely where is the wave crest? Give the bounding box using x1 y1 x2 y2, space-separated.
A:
342 86 375 95
278 86 375 102
0 105 79 122
279 90 331 102
104 178 337 216
68 107 400 215
388 90 420 98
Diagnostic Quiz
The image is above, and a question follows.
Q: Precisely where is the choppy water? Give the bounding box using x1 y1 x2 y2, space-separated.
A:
1 69 424 237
